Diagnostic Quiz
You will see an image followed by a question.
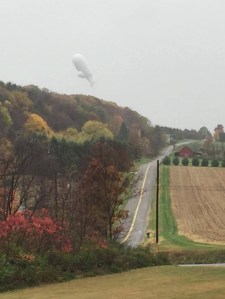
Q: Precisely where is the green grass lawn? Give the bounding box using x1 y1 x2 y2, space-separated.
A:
2 265 225 299
133 156 151 170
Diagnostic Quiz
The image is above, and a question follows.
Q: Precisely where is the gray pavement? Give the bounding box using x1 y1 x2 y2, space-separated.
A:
121 145 173 247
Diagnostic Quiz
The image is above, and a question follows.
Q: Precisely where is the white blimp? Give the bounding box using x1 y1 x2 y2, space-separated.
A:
72 53 94 86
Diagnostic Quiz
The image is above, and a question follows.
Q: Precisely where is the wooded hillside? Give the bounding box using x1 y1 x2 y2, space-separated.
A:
0 81 166 158
0 80 167 250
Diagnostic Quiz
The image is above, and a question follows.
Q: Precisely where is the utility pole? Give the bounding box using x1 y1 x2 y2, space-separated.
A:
156 160 159 244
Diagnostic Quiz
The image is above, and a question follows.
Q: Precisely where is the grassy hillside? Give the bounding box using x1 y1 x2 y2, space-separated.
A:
2 265 225 299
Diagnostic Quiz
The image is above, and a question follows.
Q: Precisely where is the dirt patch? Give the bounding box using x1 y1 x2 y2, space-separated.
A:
170 166 225 244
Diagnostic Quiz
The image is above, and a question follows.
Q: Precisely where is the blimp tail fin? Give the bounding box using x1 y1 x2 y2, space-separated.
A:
78 71 86 78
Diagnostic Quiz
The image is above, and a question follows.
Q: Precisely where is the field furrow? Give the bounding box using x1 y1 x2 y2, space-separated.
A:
170 166 225 244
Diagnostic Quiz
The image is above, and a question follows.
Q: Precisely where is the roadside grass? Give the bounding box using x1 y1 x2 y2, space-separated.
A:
133 156 151 170
148 166 225 252
2 265 225 299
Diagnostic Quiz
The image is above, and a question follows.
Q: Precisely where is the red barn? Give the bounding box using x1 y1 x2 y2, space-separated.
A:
175 146 202 158
178 146 194 158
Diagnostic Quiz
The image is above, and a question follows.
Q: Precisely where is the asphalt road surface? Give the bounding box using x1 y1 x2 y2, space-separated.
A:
121 145 173 247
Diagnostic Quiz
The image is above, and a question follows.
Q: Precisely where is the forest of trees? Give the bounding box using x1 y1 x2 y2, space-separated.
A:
160 125 212 142
1 80 217 253
0 80 168 254
0 81 166 157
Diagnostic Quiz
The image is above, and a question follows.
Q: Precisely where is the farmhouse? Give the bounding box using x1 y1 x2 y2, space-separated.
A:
175 146 202 158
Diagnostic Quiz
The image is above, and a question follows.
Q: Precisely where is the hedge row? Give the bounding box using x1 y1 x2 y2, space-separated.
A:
2 244 225 292
163 156 225 167
0 243 170 292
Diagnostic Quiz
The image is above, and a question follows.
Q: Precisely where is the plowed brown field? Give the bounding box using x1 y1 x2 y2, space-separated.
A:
170 166 225 244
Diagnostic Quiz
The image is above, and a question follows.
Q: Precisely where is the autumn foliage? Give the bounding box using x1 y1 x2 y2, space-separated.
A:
0 81 167 287
0 209 72 254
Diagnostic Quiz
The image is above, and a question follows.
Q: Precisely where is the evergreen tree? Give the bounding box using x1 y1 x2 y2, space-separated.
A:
173 156 179 166
117 122 129 142
182 157 189 166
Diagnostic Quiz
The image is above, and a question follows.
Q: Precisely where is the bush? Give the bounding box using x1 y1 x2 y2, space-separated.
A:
47 251 76 272
173 157 179 166
0 255 19 291
221 160 225 167
211 159 219 167
192 157 199 166
74 248 99 271
0 210 73 255
3 243 225 293
181 158 189 166
163 156 170 165
201 158 209 167
168 249 225 265
0 253 60 292
44 243 171 277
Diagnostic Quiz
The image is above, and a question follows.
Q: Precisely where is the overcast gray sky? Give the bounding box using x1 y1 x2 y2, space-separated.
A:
1 0 225 132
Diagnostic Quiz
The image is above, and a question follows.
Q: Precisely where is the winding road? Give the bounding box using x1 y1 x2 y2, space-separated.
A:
121 145 173 247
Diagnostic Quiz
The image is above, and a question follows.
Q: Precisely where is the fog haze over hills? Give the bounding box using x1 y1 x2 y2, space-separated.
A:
0 0 225 132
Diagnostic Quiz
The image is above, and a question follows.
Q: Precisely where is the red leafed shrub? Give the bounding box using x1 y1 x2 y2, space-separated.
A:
0 209 73 254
